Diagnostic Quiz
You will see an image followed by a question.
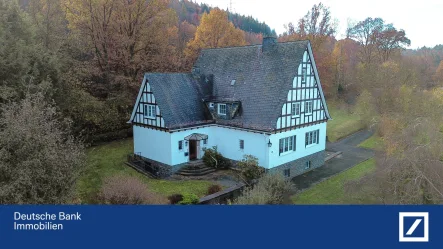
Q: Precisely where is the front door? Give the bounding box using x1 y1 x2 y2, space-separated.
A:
189 140 197 160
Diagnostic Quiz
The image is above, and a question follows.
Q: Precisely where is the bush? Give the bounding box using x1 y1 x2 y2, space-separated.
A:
207 184 223 195
98 175 167 204
234 173 294 204
237 155 265 184
202 146 232 169
168 194 184 205
178 193 200 205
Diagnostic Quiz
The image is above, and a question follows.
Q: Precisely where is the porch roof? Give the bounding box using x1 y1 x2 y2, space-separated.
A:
184 133 208 141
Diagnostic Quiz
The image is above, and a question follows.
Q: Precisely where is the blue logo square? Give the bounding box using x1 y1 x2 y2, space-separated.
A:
403 216 425 237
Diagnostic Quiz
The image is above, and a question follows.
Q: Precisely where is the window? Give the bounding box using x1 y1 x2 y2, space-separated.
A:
218 104 227 115
305 161 311 170
239 139 244 150
284 169 291 177
144 104 156 119
305 130 320 147
203 139 207 145
178 141 183 150
291 103 301 116
279 135 296 155
301 68 307 83
305 101 313 114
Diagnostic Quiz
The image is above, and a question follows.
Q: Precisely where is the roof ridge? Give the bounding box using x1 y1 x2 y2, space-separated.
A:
200 39 310 51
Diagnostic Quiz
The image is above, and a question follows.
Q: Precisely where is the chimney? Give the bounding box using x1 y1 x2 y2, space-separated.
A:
262 36 277 52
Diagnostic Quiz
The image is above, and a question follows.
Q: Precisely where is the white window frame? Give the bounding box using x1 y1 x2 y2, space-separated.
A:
302 68 307 83
291 102 301 116
144 104 156 119
218 103 227 115
279 135 296 155
305 130 319 147
284 169 291 177
305 101 313 114
305 161 311 170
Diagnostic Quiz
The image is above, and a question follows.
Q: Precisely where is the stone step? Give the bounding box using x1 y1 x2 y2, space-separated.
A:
177 168 216 176
179 167 215 174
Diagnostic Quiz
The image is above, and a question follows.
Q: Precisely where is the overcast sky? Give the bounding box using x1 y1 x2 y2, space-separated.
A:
198 0 443 48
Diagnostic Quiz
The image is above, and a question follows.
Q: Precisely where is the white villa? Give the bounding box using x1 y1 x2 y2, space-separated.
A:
128 37 331 177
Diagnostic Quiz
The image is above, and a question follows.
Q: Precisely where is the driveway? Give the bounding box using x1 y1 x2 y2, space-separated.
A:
291 129 375 191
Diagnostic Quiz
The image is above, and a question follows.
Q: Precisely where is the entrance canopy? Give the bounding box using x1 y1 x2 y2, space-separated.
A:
184 133 208 141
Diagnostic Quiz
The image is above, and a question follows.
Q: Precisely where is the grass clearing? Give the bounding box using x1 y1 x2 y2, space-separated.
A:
76 138 213 203
292 158 376 204
327 104 364 142
358 135 384 150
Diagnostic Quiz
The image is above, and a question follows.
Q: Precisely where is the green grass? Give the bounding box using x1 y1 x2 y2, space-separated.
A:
292 158 376 204
76 139 213 203
358 135 384 150
327 104 364 142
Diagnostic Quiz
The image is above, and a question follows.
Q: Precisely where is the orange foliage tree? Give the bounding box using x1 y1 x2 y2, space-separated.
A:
185 8 246 66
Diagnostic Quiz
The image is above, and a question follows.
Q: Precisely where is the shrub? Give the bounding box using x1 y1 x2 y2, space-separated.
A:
234 173 294 204
207 184 223 195
98 175 167 204
202 146 232 169
237 155 265 184
168 194 183 205
178 193 200 205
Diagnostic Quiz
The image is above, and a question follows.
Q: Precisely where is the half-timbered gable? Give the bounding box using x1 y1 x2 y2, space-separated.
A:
129 73 211 130
276 44 331 130
130 75 166 129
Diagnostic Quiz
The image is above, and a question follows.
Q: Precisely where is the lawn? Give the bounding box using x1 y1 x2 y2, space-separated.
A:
358 135 384 150
327 104 364 142
76 138 213 203
292 158 376 204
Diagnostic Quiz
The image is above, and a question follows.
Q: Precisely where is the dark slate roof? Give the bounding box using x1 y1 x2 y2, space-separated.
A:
146 73 209 128
194 40 310 130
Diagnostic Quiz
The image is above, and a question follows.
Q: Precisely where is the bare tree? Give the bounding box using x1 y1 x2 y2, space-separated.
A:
0 92 86 204
346 119 443 204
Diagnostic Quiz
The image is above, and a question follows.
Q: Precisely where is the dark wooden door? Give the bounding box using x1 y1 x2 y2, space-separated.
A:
189 140 197 160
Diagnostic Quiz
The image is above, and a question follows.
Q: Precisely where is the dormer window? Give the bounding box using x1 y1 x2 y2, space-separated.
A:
291 103 301 116
218 104 227 115
144 104 156 119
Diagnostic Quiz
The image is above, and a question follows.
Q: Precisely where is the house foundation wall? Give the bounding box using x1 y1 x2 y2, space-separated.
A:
268 150 325 178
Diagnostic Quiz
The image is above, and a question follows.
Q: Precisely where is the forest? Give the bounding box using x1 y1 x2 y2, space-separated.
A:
1 0 443 204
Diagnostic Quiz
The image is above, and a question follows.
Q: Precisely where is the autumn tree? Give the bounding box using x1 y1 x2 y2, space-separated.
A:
0 92 86 204
348 17 410 64
433 60 443 86
0 0 63 103
281 3 337 97
185 8 246 65
27 0 67 50
63 0 178 80
283 2 336 50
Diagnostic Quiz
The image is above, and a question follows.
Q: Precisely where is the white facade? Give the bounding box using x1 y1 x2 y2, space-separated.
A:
133 122 326 169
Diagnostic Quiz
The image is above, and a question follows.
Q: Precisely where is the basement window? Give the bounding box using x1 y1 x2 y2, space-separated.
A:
284 169 290 177
305 161 311 170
